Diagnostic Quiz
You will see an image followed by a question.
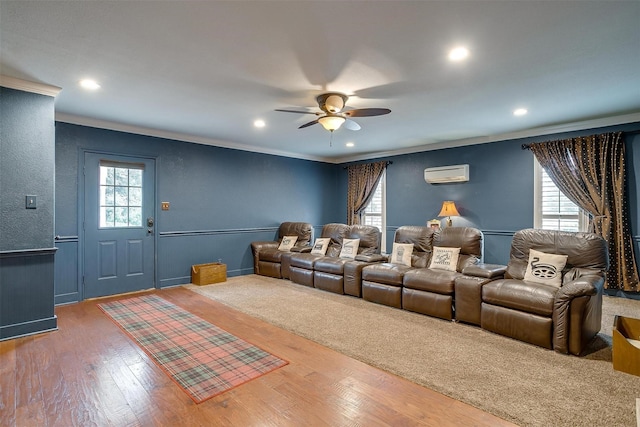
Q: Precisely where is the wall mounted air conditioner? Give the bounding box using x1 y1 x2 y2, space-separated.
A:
424 164 469 184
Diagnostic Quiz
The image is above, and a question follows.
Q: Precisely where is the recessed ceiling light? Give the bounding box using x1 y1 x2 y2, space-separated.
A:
513 108 528 116
80 79 100 90
448 47 469 61
253 119 266 128
346 142 355 148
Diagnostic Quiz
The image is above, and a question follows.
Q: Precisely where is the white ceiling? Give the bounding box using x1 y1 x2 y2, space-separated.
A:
2 1 639 163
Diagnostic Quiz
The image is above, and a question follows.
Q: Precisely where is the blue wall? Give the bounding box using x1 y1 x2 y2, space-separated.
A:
352 123 640 283
54 123 342 300
1 88 55 251
54 121 640 303
0 87 57 339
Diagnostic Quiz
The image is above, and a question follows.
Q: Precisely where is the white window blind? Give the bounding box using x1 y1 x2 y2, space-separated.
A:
361 172 386 251
534 160 588 232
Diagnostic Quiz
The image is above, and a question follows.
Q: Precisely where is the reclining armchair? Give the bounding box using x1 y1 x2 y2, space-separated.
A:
402 226 483 320
361 226 434 309
471 228 609 355
250 222 313 279
313 224 383 295
288 223 350 287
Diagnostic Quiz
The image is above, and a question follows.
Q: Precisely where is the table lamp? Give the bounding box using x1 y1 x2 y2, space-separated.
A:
438 201 460 227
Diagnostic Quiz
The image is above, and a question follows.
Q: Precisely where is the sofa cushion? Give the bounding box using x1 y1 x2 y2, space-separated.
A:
321 223 351 257
278 235 298 251
429 246 460 272
310 238 331 255
348 225 380 256
362 263 413 286
339 238 360 259
523 249 568 287
391 243 413 266
314 257 349 274
482 279 557 317
403 268 459 294
289 253 323 269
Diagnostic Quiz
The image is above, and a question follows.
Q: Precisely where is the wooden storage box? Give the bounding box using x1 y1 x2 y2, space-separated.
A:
612 315 640 377
191 262 226 286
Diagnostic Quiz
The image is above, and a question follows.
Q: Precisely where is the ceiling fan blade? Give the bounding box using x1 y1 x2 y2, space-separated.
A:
275 109 318 115
344 108 391 117
343 119 361 131
298 119 319 129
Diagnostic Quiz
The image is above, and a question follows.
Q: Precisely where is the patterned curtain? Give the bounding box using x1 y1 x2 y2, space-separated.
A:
346 161 387 225
529 132 639 291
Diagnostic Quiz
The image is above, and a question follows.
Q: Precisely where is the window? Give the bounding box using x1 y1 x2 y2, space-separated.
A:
534 159 588 232
99 162 144 228
361 171 387 251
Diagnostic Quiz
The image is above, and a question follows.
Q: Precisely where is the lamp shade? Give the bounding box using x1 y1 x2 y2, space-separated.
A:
438 201 460 217
318 115 345 131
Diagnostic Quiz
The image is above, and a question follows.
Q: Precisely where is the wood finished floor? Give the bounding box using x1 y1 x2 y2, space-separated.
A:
0 286 517 427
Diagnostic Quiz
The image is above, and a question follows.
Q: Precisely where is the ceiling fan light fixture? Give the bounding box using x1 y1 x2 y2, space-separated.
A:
318 115 346 131
325 94 345 113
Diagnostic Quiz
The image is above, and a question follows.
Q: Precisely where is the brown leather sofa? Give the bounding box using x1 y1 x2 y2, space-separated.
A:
288 223 383 293
459 228 609 355
250 222 313 279
361 226 483 320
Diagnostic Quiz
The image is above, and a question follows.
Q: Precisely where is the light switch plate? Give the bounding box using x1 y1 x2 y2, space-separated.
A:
161 202 170 211
26 195 37 209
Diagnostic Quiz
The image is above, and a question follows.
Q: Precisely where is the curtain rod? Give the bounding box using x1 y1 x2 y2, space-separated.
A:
343 160 393 169
522 130 639 150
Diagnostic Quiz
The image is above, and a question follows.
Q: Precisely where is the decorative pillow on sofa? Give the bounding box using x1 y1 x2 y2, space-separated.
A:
339 238 360 260
391 243 414 266
278 236 298 252
310 238 331 255
523 249 568 287
429 246 461 272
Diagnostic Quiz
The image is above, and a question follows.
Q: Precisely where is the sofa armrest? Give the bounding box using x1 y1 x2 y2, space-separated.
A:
552 274 604 354
291 245 312 253
251 241 278 254
455 274 497 325
461 263 507 279
355 253 388 262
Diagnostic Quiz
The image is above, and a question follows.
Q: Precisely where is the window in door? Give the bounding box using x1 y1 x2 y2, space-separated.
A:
361 171 387 251
533 159 588 232
99 162 144 228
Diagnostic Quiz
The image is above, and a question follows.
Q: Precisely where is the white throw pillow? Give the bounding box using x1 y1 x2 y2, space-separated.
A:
391 243 414 266
310 238 331 255
523 249 568 287
429 246 461 272
339 238 360 260
277 236 298 252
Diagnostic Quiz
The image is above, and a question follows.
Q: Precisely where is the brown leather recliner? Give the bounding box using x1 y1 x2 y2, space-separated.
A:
250 222 313 279
402 227 483 320
289 223 350 287
477 228 609 355
361 226 434 308
288 223 385 291
313 225 383 295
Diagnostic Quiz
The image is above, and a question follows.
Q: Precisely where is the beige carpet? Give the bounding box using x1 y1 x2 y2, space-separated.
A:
187 275 640 427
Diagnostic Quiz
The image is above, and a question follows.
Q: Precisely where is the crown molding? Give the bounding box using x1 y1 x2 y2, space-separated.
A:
333 112 640 164
55 111 640 165
0 75 62 97
54 113 332 163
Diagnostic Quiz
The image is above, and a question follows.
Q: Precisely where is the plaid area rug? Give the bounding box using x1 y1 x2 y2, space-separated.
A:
98 294 288 403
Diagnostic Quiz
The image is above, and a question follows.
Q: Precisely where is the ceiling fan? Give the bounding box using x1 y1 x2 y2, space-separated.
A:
276 92 391 132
